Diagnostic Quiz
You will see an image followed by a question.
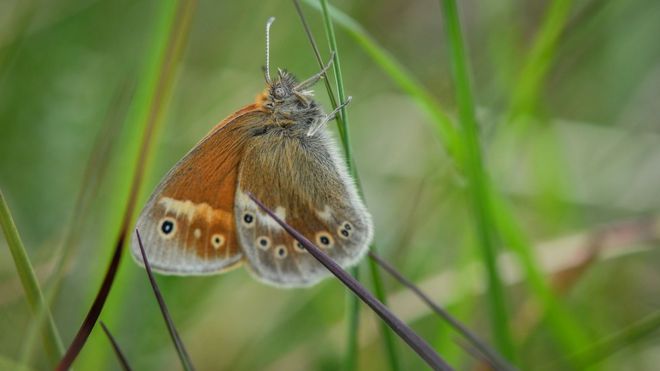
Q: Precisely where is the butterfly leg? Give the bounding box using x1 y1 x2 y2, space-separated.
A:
307 96 352 136
294 52 335 91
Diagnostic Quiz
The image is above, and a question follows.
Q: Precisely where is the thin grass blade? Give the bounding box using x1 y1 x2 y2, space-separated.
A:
301 0 460 159
135 230 195 371
369 252 516 371
56 1 189 368
295 2 401 369
99 322 132 371
438 0 516 361
0 190 64 366
249 193 453 371
55 229 125 371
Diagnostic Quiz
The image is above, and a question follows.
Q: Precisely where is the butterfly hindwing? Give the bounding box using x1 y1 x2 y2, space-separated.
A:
234 129 373 287
131 105 268 274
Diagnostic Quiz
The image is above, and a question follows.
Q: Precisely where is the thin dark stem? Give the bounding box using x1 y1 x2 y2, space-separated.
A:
100 322 132 371
248 193 453 371
135 230 195 371
369 252 516 371
55 232 124 371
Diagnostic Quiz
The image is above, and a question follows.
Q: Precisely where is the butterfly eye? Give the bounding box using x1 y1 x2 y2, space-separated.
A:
211 234 225 249
158 217 177 239
274 87 286 98
257 236 271 250
315 232 334 249
275 245 288 259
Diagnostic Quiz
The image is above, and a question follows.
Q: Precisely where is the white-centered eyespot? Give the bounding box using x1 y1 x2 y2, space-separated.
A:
211 234 225 249
257 236 271 250
315 232 334 249
275 245 288 259
293 240 306 253
338 221 354 239
242 212 255 228
158 217 177 239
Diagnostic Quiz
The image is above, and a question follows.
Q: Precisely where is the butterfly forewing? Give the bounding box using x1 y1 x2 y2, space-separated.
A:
234 130 373 287
131 105 268 274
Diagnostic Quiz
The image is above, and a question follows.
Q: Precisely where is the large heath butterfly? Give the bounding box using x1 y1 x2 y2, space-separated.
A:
131 18 373 287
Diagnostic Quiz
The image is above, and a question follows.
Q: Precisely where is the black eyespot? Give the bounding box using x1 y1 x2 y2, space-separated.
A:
161 220 174 234
214 236 221 243
320 236 330 245
278 247 286 256
259 238 268 246
344 222 352 231
341 229 349 237
243 213 254 224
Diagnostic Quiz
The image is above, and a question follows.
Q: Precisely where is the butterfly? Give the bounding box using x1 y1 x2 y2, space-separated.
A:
130 18 373 287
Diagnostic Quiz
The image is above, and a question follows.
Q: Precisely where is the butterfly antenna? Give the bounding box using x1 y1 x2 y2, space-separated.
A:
265 17 276 85
307 96 352 136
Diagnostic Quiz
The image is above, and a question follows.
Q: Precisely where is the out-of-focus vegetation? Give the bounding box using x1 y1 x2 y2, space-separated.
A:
1 0 659 370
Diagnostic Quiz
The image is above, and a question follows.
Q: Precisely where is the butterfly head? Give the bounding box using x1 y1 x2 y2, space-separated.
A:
259 68 323 131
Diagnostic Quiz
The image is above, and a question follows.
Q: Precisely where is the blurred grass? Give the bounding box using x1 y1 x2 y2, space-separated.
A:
1 0 659 370
0 190 63 366
438 0 516 361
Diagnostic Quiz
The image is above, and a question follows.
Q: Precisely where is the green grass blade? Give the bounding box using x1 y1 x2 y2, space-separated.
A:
438 0 516 362
506 0 574 123
69 1 194 369
0 190 64 366
319 0 353 173
303 0 460 160
318 2 361 369
316 2 401 369
576 310 660 367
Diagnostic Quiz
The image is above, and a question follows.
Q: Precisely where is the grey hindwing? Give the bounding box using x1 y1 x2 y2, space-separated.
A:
234 129 373 287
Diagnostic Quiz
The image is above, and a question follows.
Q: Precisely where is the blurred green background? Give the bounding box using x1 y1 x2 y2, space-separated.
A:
1 0 659 370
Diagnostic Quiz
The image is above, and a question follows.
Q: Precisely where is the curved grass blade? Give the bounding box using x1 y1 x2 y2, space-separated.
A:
301 0 460 160
20 80 135 366
135 230 195 371
100 322 132 371
249 193 453 371
369 252 516 371
294 2 401 369
56 1 190 368
567 310 660 368
55 228 125 371
0 190 64 366
316 2 362 368
506 0 574 123
438 0 516 361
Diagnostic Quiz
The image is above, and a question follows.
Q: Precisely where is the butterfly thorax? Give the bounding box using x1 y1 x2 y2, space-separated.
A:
260 70 324 136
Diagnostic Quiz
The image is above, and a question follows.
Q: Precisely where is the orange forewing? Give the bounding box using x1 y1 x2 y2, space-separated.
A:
132 103 268 274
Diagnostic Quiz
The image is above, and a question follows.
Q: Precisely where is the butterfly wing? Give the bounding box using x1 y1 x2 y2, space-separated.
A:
131 105 268 275
235 129 373 287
